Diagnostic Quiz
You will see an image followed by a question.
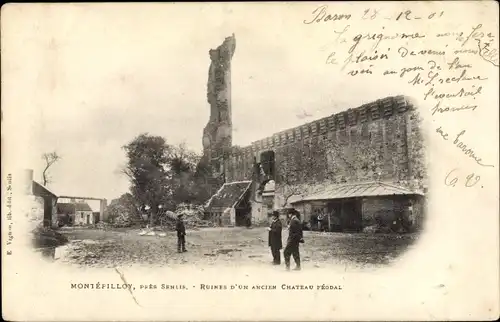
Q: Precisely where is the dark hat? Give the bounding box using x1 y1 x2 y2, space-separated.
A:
288 209 300 219
272 211 279 217
177 214 183 218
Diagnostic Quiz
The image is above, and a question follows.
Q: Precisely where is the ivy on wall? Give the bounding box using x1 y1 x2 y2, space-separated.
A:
225 106 427 195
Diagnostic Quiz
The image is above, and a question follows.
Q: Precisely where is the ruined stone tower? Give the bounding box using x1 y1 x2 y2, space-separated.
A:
201 34 236 182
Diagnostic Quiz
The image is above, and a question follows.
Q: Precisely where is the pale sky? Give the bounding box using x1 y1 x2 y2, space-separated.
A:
3 2 498 205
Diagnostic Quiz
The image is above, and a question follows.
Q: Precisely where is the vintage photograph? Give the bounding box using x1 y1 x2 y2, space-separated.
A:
26 32 428 270
2 2 498 321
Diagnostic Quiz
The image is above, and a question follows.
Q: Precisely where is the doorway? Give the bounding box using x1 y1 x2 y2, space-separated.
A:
235 208 249 226
341 199 362 232
86 214 90 225
234 190 252 227
327 201 342 232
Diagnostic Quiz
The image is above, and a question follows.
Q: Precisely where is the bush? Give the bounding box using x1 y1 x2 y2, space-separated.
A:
32 227 69 248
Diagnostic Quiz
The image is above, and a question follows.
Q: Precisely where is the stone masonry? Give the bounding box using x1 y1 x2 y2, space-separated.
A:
199 37 427 218
202 34 236 183
223 95 427 208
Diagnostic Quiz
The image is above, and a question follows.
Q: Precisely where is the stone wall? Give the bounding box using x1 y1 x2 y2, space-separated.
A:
363 195 425 230
27 196 45 230
361 197 402 227
249 197 266 226
26 195 58 229
51 199 58 228
74 210 94 225
225 95 426 206
411 195 426 231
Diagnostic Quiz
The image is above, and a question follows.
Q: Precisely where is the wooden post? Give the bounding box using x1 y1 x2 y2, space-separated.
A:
327 209 331 232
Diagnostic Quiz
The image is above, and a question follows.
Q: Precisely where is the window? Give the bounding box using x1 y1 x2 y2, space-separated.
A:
81 213 84 219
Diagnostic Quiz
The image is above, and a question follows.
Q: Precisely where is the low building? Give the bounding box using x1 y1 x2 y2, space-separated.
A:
74 202 94 225
204 181 253 226
32 180 59 229
290 181 425 232
56 203 76 226
20 169 59 229
56 201 94 225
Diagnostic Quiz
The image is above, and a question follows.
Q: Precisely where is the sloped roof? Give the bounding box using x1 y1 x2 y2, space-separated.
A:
291 181 423 204
74 202 93 211
205 181 252 210
57 202 92 213
57 203 76 214
32 181 57 198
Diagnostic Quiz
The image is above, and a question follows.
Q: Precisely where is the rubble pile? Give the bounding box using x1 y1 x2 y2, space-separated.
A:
174 203 203 228
151 203 215 234
59 240 113 266
111 212 134 227
157 210 176 230
95 221 111 230
175 203 216 229
104 203 143 228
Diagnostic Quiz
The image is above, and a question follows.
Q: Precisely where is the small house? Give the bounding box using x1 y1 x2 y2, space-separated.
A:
57 200 94 226
56 203 76 226
74 202 94 225
32 181 58 229
204 181 252 226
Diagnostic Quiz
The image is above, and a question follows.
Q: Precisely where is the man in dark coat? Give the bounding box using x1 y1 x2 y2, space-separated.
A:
284 209 304 270
268 211 283 265
176 214 187 253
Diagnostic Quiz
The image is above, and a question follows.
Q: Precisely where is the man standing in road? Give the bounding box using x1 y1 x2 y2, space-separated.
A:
268 211 283 265
284 209 304 271
176 214 187 253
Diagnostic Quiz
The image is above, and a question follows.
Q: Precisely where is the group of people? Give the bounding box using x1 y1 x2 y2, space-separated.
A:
268 209 304 271
175 209 305 271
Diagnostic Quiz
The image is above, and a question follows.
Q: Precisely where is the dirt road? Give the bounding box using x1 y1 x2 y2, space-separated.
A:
56 226 419 269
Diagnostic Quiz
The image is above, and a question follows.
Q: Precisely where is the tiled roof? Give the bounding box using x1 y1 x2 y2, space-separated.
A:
205 181 252 210
291 181 423 204
57 203 76 214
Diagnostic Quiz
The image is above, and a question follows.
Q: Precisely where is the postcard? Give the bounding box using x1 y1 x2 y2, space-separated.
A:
1 2 499 321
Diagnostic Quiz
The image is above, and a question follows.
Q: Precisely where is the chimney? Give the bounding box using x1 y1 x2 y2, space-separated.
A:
22 169 34 195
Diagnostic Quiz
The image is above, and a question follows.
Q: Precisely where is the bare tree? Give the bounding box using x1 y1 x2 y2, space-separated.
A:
275 159 311 208
248 131 385 209
279 184 307 208
42 151 61 186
